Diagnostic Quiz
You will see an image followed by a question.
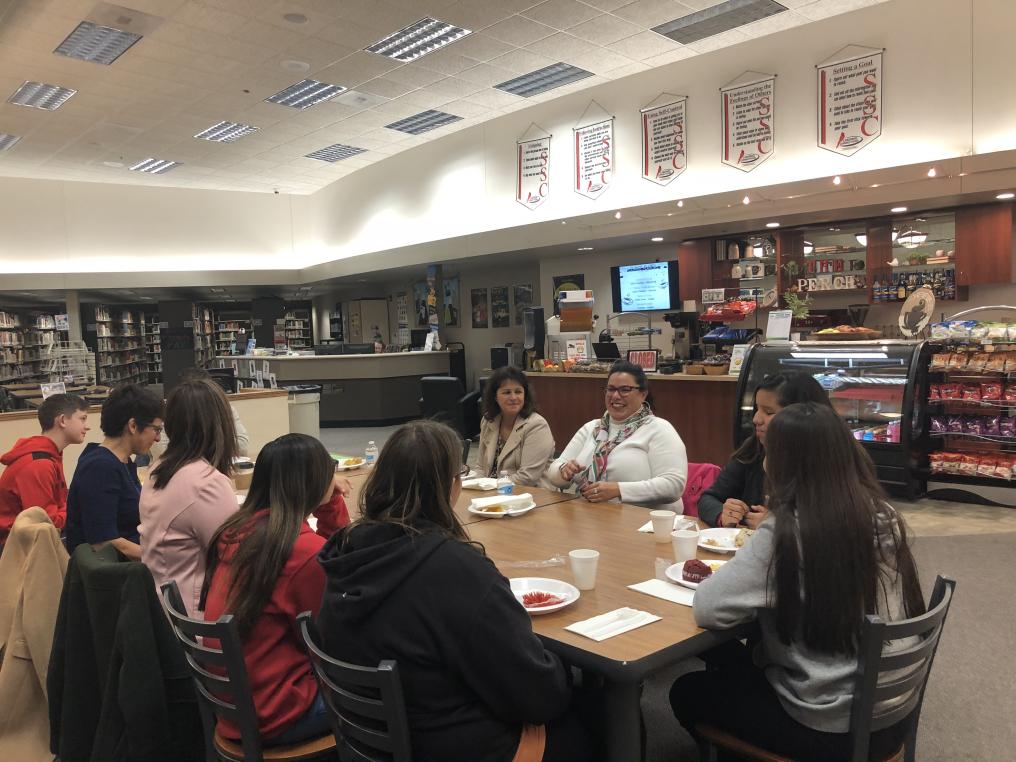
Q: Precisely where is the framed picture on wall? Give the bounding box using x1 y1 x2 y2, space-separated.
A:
412 281 429 326
513 283 533 325
444 276 460 326
491 286 510 327
470 288 489 328
551 273 585 315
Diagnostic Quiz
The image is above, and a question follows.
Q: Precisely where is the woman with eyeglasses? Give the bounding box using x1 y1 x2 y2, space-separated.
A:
698 372 831 529
477 366 555 487
66 383 164 559
546 360 688 511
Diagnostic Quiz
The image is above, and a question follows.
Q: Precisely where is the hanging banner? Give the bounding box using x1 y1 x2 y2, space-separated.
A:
641 96 687 186
573 118 613 199
720 72 775 172
516 135 550 209
817 46 883 156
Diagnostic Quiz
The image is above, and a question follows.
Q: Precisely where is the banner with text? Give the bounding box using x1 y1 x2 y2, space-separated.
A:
720 73 775 172
641 97 687 186
516 135 550 209
573 118 613 199
817 48 883 156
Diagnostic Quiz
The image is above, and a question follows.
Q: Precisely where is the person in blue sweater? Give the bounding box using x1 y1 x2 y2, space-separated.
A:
65 383 164 560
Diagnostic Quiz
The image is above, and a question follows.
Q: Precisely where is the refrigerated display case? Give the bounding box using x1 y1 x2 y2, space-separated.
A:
735 341 936 498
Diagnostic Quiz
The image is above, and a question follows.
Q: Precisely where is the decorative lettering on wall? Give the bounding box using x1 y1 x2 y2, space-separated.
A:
517 135 550 209
720 72 776 172
574 118 614 199
817 46 884 156
641 96 687 186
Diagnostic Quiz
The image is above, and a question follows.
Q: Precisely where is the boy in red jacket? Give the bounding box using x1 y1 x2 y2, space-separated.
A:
0 393 90 546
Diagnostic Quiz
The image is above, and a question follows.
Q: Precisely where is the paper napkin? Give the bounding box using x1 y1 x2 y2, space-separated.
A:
637 517 698 533
469 493 534 511
629 579 695 607
565 607 661 641
461 477 498 491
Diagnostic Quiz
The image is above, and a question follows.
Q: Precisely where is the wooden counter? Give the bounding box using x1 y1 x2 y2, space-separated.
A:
526 371 738 466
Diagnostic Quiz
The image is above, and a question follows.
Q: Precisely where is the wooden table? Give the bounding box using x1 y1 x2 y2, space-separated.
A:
468 499 744 761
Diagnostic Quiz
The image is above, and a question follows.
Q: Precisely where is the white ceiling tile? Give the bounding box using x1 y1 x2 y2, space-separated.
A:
230 18 307 50
608 30 684 60
521 0 603 30
435 99 492 118
797 0 886 21
315 18 387 49
171 1 249 35
562 47 635 74
524 32 594 60
567 14 642 45
460 88 525 109
422 77 486 100
383 64 447 89
393 89 452 110
443 33 517 63
456 63 519 87
439 2 517 32
317 52 402 88
686 28 749 53
739 9 810 36
602 60 650 79
613 0 689 27
357 77 416 99
641 46 696 68
577 0 632 10
487 48 557 76
413 47 484 76
483 15 558 46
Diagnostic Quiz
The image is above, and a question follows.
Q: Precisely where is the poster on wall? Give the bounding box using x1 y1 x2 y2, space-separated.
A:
552 274 585 316
395 293 410 346
720 71 775 172
641 95 687 185
817 46 883 156
426 266 440 330
573 107 613 199
412 281 428 326
470 288 489 329
443 276 460 326
513 284 533 325
516 125 550 209
491 286 510 328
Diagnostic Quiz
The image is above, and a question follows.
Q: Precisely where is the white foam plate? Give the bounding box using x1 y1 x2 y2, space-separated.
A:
467 496 535 518
509 577 580 615
698 527 741 554
334 458 366 471
665 560 728 589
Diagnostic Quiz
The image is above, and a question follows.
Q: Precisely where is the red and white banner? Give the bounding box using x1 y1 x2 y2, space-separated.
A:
720 73 775 172
573 118 613 199
817 48 883 156
516 136 550 209
641 97 687 186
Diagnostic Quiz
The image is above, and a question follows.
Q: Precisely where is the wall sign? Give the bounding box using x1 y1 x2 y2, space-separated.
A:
720 72 775 172
574 117 613 199
516 135 550 209
641 95 687 185
817 46 884 155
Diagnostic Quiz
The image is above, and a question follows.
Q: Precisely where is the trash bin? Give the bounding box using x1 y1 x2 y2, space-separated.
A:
285 384 322 440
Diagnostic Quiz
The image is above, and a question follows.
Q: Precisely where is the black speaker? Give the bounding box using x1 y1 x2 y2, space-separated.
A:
523 307 545 359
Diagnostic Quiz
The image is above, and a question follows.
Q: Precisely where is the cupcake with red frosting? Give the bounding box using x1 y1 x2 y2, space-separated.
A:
682 559 713 584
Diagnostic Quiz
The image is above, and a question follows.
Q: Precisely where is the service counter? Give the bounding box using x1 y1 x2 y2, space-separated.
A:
526 371 738 466
219 351 451 425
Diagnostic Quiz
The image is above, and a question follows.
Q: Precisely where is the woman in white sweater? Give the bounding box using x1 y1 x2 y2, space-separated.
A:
546 361 687 511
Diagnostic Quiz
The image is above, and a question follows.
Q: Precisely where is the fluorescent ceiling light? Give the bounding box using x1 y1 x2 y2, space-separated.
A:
194 121 259 142
305 143 367 162
129 157 182 174
790 352 889 360
651 237 664 242
891 206 908 213
7 81 77 110
766 222 780 228
996 192 1015 200
384 109 460 135
495 62 593 98
54 20 142 65
652 0 787 45
366 17 470 62
578 247 594 251
265 79 346 109
897 229 928 249
0 133 21 151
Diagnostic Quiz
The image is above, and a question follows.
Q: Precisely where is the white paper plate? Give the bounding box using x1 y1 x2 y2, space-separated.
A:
467 496 535 518
334 458 366 471
698 527 741 554
510 577 580 615
665 559 728 590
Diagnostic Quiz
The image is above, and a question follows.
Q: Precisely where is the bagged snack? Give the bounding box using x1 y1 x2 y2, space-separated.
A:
930 353 951 370
985 415 1002 436
948 321 976 339
968 353 992 372
962 384 982 402
947 353 968 371
930 322 951 340
994 457 1014 480
977 455 997 477
1001 417 1016 439
929 416 948 434
942 452 963 475
940 383 961 401
1004 385 1016 402
947 415 965 433
965 417 985 436
970 322 990 340
981 382 1003 401
959 454 979 475
1006 355 1016 374
929 452 947 473
986 322 1010 340
928 383 942 400
985 352 1008 373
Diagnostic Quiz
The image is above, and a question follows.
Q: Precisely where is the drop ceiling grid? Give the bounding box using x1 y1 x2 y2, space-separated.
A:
0 0 889 194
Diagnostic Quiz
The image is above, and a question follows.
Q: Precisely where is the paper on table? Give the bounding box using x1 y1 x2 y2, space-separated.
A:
469 493 534 510
629 578 695 607
565 607 661 642
637 516 698 533
461 477 498 491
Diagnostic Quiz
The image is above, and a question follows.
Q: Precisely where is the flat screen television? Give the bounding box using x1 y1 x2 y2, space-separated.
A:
610 260 679 313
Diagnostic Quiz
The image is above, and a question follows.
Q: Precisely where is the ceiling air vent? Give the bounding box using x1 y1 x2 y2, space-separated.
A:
652 0 787 45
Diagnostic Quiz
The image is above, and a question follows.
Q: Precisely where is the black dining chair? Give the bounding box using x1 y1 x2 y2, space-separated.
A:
696 575 957 762
297 612 412 762
159 582 336 762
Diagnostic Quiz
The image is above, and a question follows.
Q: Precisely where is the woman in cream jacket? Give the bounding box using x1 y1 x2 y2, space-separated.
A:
477 367 555 488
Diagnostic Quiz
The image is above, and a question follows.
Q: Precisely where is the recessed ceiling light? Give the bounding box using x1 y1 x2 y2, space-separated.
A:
129 157 182 174
766 222 780 228
996 192 1015 200
614 211 622 219
561 220 567 224
742 195 750 205
7 81 76 110
385 109 461 135
652 0 787 45
870 183 880 188
495 62 593 98
578 247 594 251
667 212 674 216
0 133 21 151
366 17 471 63
833 175 841 185
890 206 907 213
677 200 684 207
305 143 367 162
927 168 937 177
266 79 346 109
194 121 259 142
283 13 308 24
280 59 311 72
651 237 664 242
54 20 142 65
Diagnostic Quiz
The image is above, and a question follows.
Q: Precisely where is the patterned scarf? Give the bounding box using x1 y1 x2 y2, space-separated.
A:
583 402 654 483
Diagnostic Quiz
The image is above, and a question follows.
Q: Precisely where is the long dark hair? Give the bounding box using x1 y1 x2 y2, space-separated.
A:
734 372 830 464
200 433 334 636
765 403 924 656
607 360 655 411
354 419 469 542
482 366 536 421
151 378 236 489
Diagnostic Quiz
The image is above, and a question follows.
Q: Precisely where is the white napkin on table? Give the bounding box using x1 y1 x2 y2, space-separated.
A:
565 607 661 641
637 516 697 533
461 477 498 491
469 493 534 511
629 578 695 607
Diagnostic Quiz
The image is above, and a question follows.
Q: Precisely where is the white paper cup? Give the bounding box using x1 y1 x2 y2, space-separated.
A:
672 529 700 563
650 510 676 542
569 549 600 591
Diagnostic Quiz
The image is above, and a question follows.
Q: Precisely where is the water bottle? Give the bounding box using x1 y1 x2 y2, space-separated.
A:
496 470 513 495
365 441 378 466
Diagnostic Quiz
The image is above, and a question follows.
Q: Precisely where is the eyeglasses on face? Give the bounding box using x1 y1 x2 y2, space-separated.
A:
457 464 471 478
604 385 642 396
138 422 163 435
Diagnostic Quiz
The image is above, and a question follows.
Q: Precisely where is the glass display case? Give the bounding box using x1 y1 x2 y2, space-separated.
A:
735 341 936 498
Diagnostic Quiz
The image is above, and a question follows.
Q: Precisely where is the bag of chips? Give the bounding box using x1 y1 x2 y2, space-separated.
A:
962 385 981 402
985 415 1001 436
1000 417 1016 439
981 382 1003 401
947 415 965 433
959 454 980 475
977 456 998 477
994 456 1014 480
930 353 951 371
1004 386 1016 403
985 352 1008 373
947 353 968 371
965 417 985 436
942 452 963 474
929 452 947 474
939 383 961 401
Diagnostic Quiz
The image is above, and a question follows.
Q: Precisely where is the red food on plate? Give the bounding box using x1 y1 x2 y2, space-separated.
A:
682 559 713 584
521 591 567 608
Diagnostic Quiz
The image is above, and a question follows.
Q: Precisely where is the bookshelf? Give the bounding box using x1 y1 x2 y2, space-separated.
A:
284 309 312 350
193 305 215 368
142 312 162 383
94 305 145 385
215 317 251 356
0 310 68 383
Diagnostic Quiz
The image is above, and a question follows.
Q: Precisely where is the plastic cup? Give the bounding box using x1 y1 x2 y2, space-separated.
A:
672 529 700 563
569 549 600 591
650 510 676 542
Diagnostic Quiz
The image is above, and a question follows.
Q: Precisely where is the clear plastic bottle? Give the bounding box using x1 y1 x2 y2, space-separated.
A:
365 441 378 466
496 470 513 495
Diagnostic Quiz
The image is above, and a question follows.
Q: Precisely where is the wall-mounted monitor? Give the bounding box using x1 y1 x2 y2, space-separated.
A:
610 260 679 313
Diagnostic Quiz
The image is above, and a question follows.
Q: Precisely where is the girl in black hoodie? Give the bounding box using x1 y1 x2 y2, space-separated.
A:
316 419 591 762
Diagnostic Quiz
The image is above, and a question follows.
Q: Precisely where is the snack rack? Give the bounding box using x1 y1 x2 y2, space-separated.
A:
925 306 1016 508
